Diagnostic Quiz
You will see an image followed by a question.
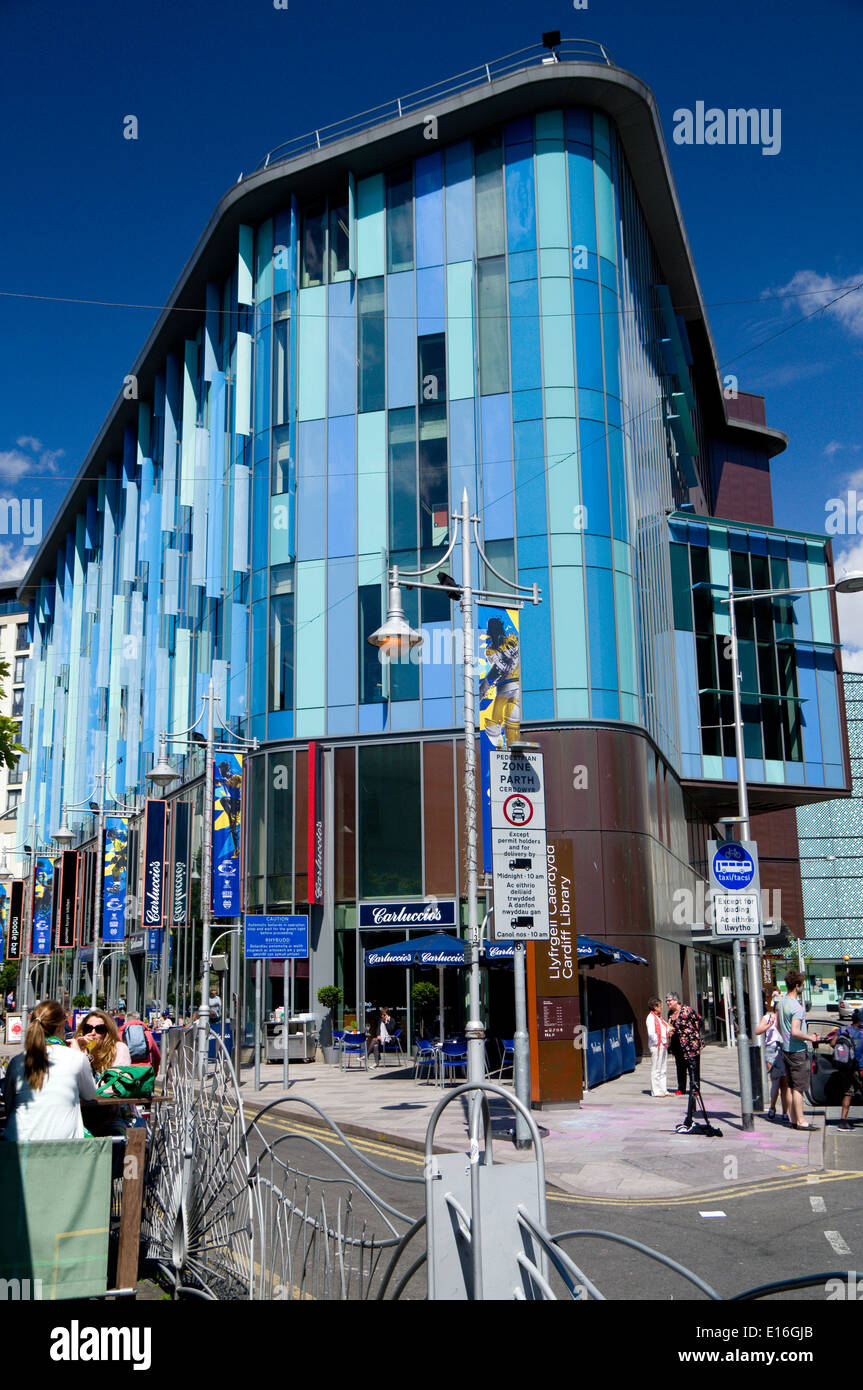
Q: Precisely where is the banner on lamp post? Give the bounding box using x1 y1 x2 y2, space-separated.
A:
0 882 7 959
102 817 129 942
213 754 243 916
31 857 55 955
307 741 324 905
171 801 191 926
143 799 167 927
57 851 79 949
6 881 24 961
478 606 522 873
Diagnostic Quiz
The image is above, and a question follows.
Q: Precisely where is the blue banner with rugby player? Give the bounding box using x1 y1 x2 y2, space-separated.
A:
213 753 243 916
31 856 55 955
102 817 129 942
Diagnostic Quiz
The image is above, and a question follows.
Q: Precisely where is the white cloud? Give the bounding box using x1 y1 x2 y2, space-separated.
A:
835 538 863 669
0 437 64 482
769 270 863 340
0 542 32 583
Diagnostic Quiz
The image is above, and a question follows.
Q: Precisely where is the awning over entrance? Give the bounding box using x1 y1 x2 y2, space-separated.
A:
577 935 649 967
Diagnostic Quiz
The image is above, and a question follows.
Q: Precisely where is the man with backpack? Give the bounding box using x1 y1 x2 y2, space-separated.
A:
823 1009 863 1132
118 1011 161 1072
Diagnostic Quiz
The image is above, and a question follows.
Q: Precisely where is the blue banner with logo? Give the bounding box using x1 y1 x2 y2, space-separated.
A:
102 817 129 942
31 857 55 955
143 799 166 926
213 753 243 916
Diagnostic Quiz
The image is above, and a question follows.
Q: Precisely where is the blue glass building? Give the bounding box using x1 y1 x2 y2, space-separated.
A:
17 45 851 1036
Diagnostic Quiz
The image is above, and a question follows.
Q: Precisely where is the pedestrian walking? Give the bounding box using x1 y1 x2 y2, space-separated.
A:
755 990 789 1121
776 971 821 1131
646 996 671 1096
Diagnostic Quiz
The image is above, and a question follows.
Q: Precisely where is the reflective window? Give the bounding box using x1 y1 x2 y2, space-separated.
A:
477 258 509 395
271 424 291 494
267 751 293 908
387 169 414 273
269 565 294 712
329 192 350 279
358 585 385 704
272 318 290 427
301 202 325 288
419 405 448 549
358 277 385 413
475 135 505 258
388 409 417 552
418 333 446 404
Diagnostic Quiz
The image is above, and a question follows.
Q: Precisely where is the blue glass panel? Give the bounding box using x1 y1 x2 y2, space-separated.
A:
567 146 597 254
327 281 357 418
251 600 267 719
815 651 842 764
592 689 620 720
600 284 621 397
422 696 453 727
481 395 514 541
585 535 612 568
724 757 739 782
681 753 701 779
749 531 768 555
523 689 554 719
327 707 355 736
387 271 417 409
417 265 445 336
512 389 543 421
359 703 388 733
519 565 553 691
608 426 627 543
327 557 356 716
565 108 593 148
255 321 271 437
675 631 699 758
804 762 825 786
416 151 444 269
824 764 845 786
509 279 542 393
268 710 294 740
579 419 610 536
421 620 453 700
587 567 618 692
444 141 473 263
572 276 603 393
327 416 355 558
449 397 478 513
390 699 421 732
514 419 546 536
518 534 548 569
504 129 537 254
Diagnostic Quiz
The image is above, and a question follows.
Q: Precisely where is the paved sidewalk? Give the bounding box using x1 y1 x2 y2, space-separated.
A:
236 1042 836 1200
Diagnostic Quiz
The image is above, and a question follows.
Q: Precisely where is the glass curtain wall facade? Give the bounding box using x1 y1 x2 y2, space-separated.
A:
17 63 851 1041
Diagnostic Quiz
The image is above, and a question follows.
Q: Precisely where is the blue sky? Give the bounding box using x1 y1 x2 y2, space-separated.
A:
2 0 862 648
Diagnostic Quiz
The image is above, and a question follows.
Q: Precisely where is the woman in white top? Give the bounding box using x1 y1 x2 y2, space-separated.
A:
755 989 789 1121
3 1000 98 1141
646 996 671 1097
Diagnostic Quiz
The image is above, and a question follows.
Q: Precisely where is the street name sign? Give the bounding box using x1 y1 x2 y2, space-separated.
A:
245 914 309 960
490 749 550 940
708 840 762 938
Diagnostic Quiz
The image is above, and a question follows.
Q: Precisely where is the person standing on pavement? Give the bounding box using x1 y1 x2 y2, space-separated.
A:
776 971 821 1132
646 997 671 1096
667 994 704 1129
756 990 789 1121
666 993 692 1095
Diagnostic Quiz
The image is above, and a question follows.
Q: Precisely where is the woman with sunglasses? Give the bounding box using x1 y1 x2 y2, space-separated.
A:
71 1009 134 1136
2 1000 99 1141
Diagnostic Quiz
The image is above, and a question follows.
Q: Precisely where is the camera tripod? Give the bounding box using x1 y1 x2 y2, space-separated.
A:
674 1056 722 1137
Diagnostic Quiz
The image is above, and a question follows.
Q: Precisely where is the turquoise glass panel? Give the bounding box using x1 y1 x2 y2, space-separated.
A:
446 263 474 400
327 556 356 721
551 565 587 691
356 174 385 278
295 559 326 710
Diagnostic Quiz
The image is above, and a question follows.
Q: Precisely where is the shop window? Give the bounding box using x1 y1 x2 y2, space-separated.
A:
358 742 422 897
386 168 414 273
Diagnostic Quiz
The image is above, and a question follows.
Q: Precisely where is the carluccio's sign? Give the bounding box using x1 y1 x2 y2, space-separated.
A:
526 837 583 1105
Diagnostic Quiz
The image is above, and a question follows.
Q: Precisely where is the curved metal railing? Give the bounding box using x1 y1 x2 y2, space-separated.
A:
252 40 614 175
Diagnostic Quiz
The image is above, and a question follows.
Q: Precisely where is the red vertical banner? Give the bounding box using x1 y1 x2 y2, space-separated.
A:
307 741 324 905
57 851 79 949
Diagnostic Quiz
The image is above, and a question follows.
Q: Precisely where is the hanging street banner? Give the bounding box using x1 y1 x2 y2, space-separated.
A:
31 856 55 955
0 882 7 957
478 606 521 873
707 839 762 938
102 817 129 942
307 741 324 905
143 798 167 927
57 850 79 949
213 754 243 916
172 801 191 926
6 880 24 960
490 748 550 940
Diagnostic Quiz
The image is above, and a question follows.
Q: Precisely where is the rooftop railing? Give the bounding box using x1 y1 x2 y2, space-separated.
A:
252 39 614 175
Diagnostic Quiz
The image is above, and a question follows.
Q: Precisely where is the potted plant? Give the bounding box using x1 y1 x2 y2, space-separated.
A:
316 985 343 1063
411 981 439 1039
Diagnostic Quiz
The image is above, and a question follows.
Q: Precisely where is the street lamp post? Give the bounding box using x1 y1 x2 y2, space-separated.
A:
368 488 541 1098
721 568 863 1125
148 678 257 1079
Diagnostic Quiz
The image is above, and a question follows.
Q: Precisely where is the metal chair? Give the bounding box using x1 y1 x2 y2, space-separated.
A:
339 1033 368 1071
382 1028 405 1065
414 1038 437 1083
438 1042 468 1086
495 1038 515 1080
